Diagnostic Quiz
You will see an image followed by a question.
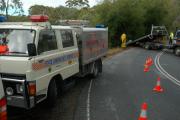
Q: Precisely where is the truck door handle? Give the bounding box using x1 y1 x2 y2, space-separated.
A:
38 59 44 63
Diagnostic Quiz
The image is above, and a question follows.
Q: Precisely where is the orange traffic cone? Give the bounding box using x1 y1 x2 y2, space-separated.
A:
144 64 149 72
145 57 153 66
138 102 148 120
153 77 163 92
144 59 149 66
148 57 153 66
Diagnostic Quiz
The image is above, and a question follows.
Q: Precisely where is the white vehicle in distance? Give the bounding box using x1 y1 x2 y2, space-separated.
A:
0 15 108 109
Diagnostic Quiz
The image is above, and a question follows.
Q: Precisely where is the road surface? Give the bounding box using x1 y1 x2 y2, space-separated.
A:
75 47 180 120
8 47 180 120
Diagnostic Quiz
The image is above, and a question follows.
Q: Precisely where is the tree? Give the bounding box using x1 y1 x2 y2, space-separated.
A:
0 0 24 19
29 5 79 24
29 5 59 23
89 0 180 47
90 0 145 47
65 0 89 8
141 0 168 34
8 15 28 22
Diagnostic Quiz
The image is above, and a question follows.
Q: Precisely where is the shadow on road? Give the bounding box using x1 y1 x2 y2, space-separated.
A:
8 76 91 120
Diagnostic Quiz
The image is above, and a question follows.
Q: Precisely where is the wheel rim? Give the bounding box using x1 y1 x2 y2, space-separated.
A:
93 65 98 76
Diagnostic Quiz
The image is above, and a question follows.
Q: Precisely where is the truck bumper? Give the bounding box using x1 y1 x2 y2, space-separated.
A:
7 96 35 109
7 96 26 108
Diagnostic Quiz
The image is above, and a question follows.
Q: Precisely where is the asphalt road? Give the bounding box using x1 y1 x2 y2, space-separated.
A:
8 47 180 120
75 47 180 120
8 77 91 120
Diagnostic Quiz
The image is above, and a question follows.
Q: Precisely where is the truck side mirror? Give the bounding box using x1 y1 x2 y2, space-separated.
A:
27 43 37 56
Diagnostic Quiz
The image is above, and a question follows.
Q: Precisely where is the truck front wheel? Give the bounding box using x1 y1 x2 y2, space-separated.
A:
98 59 102 73
46 79 57 107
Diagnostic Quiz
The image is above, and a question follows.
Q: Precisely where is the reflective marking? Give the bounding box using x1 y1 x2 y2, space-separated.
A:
68 60 73 64
157 81 161 86
140 110 147 118
32 52 78 71
155 52 180 86
87 79 93 120
32 63 48 70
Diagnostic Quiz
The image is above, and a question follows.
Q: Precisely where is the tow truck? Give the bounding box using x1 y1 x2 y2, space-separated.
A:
127 25 180 56
0 15 108 109
172 29 180 56
127 25 169 49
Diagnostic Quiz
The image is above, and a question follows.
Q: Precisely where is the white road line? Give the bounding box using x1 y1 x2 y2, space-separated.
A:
155 52 180 86
87 79 93 120
157 53 180 84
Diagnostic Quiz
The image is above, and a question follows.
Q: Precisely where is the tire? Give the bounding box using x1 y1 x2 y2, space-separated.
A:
145 44 150 50
98 59 102 73
92 62 99 78
46 79 57 107
175 47 180 56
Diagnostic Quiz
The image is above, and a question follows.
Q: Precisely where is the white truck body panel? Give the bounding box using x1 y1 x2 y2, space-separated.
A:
54 26 108 65
77 27 108 65
0 22 108 109
0 23 80 108
0 57 30 74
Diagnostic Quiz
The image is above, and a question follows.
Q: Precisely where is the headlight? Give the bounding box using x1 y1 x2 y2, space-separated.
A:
6 87 14 96
16 84 24 94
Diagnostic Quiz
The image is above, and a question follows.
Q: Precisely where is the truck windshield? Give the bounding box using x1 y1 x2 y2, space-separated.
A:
0 29 35 56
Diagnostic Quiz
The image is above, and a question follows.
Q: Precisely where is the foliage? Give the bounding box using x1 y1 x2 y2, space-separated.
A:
91 0 145 47
0 0 24 19
65 0 89 8
2 0 180 48
91 0 180 47
29 5 79 24
7 15 28 22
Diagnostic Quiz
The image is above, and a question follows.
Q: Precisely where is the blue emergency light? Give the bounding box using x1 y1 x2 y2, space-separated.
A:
96 24 105 28
0 16 6 22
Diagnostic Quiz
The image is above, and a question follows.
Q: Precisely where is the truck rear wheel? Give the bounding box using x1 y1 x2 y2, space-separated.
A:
98 59 102 73
46 79 57 107
92 62 99 78
175 47 180 56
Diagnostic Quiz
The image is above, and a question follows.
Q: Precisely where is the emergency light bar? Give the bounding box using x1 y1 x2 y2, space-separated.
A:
30 15 49 22
96 24 105 28
0 16 6 22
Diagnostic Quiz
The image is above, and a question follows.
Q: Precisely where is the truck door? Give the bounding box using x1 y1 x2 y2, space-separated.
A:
32 29 59 100
58 29 79 79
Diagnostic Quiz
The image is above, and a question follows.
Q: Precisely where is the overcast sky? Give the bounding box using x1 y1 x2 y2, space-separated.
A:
21 0 98 15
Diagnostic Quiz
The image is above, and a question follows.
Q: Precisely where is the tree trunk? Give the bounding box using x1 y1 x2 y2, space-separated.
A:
6 0 9 20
